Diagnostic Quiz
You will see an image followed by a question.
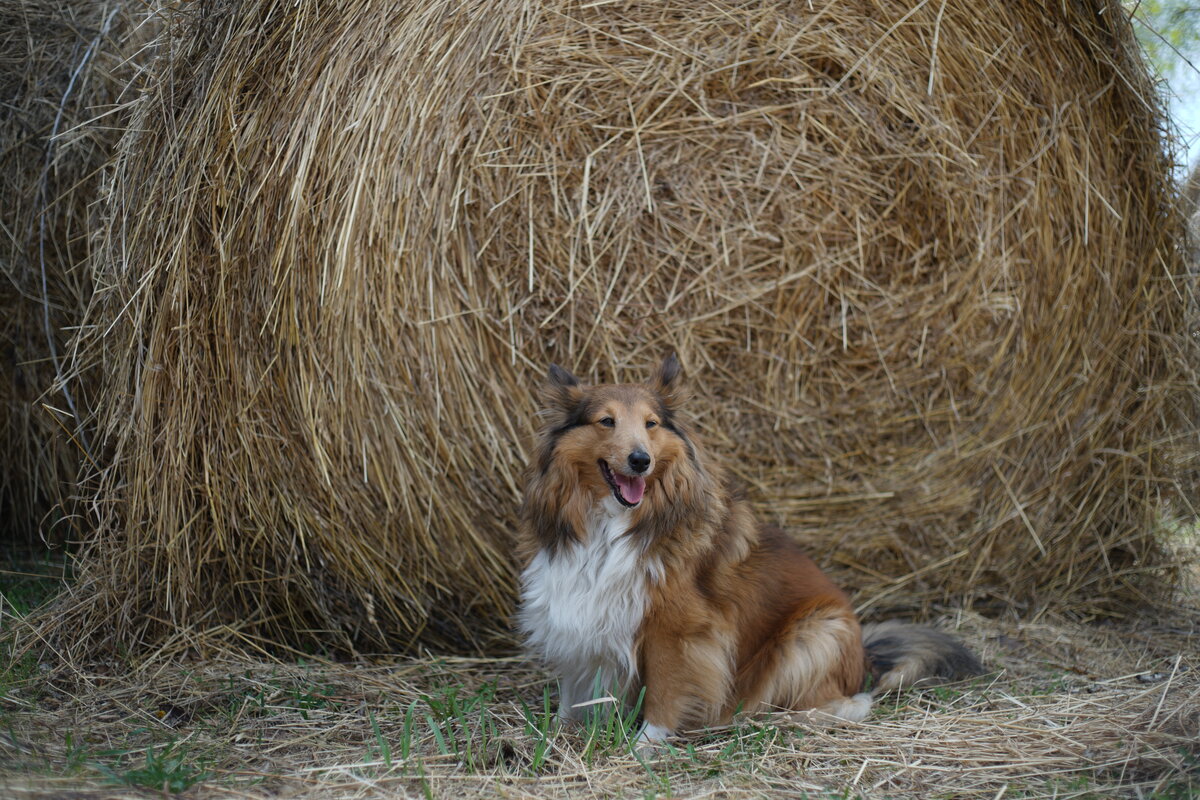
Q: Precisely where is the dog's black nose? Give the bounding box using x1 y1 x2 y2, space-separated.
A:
628 450 651 474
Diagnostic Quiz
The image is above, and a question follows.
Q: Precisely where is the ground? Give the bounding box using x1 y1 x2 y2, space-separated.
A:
0 604 1195 799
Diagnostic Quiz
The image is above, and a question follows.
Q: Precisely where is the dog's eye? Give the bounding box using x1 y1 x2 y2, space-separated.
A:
645 420 658 429
599 417 615 428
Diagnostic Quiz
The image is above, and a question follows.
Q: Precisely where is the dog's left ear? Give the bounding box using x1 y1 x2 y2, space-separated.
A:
651 353 686 408
541 363 584 412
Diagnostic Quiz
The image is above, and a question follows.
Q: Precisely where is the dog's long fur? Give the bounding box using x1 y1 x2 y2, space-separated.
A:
517 355 981 741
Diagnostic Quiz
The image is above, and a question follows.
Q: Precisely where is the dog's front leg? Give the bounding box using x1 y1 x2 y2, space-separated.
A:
556 672 588 724
637 627 729 744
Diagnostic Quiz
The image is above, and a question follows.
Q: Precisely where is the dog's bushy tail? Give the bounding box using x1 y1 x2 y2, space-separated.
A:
862 621 983 694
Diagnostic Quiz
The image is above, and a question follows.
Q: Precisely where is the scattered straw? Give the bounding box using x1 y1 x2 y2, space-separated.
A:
1 611 1196 798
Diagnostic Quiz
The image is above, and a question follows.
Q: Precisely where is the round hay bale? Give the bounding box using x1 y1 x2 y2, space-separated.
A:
0 1 153 545
1186 160 1200 274
54 0 1197 656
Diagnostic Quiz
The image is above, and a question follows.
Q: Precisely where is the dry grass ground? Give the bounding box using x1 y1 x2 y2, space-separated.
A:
0 607 1196 799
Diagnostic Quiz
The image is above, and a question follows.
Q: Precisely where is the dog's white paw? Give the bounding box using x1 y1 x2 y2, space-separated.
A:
633 723 673 756
637 723 673 741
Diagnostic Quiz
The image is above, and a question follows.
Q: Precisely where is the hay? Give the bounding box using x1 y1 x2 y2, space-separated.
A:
48 0 1197 656
1 611 1197 798
1186 160 1200 275
0 1 154 544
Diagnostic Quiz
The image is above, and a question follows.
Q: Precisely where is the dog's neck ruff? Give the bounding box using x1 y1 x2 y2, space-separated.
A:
518 497 652 717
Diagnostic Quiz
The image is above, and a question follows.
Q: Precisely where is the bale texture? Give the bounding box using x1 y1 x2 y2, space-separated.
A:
0 1 152 544
1186 160 1200 274
56 0 1197 655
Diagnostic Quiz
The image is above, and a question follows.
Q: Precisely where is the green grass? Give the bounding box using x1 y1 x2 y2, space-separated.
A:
209 668 343 724
0 547 65 717
422 679 506 772
367 707 392 767
95 741 212 794
0 547 66 617
662 717 789 778
29 730 214 795
518 685 555 773
1151 781 1200 800
0 648 39 703
578 685 646 765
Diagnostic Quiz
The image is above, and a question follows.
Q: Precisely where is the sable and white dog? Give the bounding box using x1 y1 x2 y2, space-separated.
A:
517 355 980 742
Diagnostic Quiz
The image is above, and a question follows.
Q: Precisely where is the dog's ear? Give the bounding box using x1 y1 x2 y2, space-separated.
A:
548 363 580 389
651 353 687 408
541 363 584 411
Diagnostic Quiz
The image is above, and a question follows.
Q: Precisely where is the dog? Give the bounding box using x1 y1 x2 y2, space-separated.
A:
517 354 981 743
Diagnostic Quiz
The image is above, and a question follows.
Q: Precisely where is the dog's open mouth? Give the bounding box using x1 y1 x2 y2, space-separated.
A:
598 460 646 508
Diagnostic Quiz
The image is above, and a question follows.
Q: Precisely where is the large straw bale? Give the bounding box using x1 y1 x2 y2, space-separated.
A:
0 1 153 544
1186 160 1200 274
51 0 1197 656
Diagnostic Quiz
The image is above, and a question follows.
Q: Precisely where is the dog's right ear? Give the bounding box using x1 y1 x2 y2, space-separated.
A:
541 363 583 411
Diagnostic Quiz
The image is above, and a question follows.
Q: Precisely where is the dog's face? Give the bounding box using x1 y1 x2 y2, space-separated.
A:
538 356 688 510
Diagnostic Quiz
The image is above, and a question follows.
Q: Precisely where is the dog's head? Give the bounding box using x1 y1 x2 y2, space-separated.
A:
534 354 689 510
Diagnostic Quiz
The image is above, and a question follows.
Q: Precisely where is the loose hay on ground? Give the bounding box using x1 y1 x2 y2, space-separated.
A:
36 0 1200 656
0 612 1196 798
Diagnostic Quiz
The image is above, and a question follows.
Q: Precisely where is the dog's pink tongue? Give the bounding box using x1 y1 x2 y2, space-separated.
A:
615 473 646 505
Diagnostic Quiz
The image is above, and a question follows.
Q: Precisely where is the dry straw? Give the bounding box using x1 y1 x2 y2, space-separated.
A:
1186 160 1200 274
0 1 155 545
39 0 1198 657
1 612 1197 798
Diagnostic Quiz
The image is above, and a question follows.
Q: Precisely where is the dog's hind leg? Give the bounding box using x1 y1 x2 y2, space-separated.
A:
743 604 869 722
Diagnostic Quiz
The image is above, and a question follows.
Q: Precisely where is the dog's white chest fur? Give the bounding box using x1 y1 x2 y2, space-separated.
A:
518 498 650 719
